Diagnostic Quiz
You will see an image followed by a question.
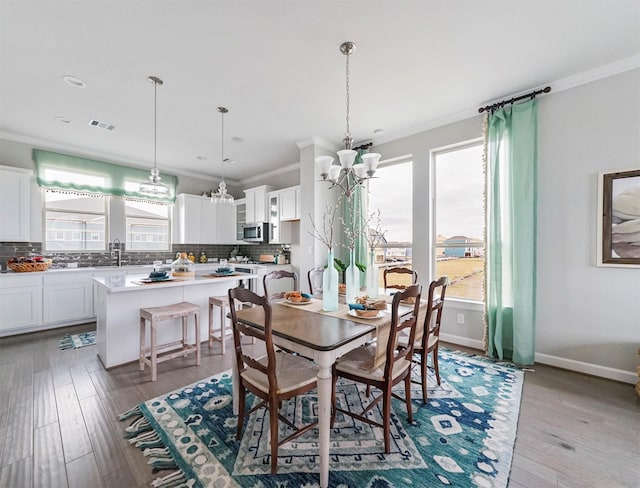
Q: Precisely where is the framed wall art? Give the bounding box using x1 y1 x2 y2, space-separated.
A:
597 168 640 267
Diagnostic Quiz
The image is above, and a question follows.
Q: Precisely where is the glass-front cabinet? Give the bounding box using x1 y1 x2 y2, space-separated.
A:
269 193 280 243
235 198 246 242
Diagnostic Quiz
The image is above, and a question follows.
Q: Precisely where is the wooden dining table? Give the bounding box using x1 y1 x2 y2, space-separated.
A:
232 295 420 488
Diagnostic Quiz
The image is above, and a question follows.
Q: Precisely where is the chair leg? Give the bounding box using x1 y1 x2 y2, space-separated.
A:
420 353 428 403
404 374 413 424
236 387 246 439
383 385 392 453
269 396 279 474
220 304 226 355
433 347 441 385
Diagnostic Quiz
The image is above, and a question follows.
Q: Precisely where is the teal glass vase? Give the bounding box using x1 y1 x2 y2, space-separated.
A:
345 249 359 304
366 250 379 298
322 250 339 312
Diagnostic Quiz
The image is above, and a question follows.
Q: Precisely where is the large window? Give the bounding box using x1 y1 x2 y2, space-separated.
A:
367 160 413 287
432 141 484 301
44 191 107 251
125 199 170 251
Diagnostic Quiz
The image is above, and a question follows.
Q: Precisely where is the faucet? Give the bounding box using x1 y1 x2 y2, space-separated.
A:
111 238 122 267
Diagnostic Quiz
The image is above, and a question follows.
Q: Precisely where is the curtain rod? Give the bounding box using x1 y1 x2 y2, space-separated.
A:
478 86 552 113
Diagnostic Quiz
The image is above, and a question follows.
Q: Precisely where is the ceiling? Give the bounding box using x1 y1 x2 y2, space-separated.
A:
1 1 638 185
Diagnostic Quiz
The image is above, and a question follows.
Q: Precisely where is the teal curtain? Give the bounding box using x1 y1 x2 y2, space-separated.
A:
484 99 537 365
33 149 177 203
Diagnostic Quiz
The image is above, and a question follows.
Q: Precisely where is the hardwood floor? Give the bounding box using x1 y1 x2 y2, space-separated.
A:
0 323 638 487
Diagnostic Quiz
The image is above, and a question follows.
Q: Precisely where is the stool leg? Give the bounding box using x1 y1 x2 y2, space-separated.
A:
208 301 214 349
195 311 201 366
150 319 157 382
139 316 145 371
182 316 187 352
220 303 226 355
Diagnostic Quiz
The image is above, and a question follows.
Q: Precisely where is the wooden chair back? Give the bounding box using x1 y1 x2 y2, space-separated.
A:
262 270 298 300
228 287 278 388
307 267 324 295
383 284 423 377
383 266 418 290
418 276 448 351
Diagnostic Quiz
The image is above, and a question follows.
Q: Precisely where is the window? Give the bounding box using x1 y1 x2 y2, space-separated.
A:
125 199 170 251
44 191 107 251
432 141 484 301
367 160 413 288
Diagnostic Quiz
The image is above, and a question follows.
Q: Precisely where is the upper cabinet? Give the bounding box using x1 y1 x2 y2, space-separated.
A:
243 185 273 223
0 165 32 242
173 193 236 244
235 198 246 243
279 185 300 221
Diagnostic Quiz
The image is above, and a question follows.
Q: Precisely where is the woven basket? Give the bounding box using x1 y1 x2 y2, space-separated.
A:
7 260 52 272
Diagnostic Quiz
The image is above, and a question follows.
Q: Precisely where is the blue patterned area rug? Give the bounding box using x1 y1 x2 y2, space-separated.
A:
58 331 96 350
120 349 523 487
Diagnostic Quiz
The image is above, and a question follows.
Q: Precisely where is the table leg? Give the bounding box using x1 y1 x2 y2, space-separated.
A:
316 351 333 488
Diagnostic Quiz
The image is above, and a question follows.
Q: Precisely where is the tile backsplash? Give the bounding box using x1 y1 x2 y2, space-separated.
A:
0 242 286 271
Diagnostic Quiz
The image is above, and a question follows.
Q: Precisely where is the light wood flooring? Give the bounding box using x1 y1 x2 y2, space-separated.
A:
0 323 638 488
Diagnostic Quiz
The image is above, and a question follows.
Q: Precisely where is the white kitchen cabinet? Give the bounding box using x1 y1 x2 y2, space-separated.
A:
0 274 42 334
173 193 236 244
243 185 273 223
267 191 291 244
235 198 246 242
43 271 94 324
0 165 31 242
279 185 300 221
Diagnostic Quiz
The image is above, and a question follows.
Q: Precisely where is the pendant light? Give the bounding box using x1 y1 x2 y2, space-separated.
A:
139 76 170 196
315 42 381 198
211 106 234 205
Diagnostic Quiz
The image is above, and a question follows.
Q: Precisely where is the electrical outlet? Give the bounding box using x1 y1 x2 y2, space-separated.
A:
456 313 465 325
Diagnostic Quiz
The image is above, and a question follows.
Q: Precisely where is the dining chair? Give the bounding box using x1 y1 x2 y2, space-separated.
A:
398 275 448 403
330 284 422 453
263 269 298 300
383 266 418 291
307 266 324 295
228 286 319 474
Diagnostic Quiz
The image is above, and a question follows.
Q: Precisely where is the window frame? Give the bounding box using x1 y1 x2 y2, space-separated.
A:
124 198 171 252
430 138 485 304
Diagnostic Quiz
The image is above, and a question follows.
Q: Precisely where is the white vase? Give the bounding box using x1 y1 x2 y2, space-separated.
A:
322 250 339 311
345 249 359 304
366 250 379 298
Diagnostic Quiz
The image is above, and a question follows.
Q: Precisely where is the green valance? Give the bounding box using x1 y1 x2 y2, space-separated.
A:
32 149 177 203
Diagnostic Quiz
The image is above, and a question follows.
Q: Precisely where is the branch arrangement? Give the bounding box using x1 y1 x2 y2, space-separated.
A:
308 198 342 252
363 208 387 251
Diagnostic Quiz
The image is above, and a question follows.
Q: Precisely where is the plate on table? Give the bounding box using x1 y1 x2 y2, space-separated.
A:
138 276 172 283
348 309 384 319
211 271 238 277
286 298 312 305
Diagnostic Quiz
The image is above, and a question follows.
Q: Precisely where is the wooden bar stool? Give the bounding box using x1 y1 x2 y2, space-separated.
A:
208 295 234 354
139 301 201 381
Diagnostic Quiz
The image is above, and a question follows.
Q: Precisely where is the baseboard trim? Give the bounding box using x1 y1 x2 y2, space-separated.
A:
440 334 637 385
534 352 636 385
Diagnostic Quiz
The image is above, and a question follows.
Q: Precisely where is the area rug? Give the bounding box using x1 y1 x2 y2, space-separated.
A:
58 331 96 350
120 349 523 487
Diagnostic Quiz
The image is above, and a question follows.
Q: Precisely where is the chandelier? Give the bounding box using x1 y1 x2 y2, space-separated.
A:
139 76 170 196
211 106 234 205
315 41 381 198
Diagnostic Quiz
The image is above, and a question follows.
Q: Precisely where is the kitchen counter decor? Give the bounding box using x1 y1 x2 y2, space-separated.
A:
7 257 52 272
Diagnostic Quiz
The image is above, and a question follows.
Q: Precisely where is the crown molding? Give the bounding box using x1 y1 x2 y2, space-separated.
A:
239 162 300 186
371 55 640 147
0 130 240 184
296 136 339 153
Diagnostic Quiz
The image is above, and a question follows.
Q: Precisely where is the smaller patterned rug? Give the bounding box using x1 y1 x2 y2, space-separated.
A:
58 331 96 350
120 349 524 487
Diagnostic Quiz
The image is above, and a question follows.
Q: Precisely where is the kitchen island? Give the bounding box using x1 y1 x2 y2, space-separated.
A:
93 271 258 368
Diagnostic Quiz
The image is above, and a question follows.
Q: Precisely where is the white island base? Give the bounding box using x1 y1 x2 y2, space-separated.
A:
93 272 257 369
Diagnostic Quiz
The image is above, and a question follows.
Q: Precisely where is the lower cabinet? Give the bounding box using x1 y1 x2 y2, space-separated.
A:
0 275 42 333
43 272 94 324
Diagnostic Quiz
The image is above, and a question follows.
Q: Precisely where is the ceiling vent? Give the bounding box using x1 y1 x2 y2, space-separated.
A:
88 119 115 131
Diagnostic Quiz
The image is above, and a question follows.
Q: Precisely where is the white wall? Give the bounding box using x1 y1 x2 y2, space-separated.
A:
374 69 640 382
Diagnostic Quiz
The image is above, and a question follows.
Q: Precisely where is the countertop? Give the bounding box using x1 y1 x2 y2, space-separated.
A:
93 271 258 293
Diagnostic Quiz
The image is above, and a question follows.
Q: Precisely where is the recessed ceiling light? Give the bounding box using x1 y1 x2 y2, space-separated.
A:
62 75 87 88
230 136 244 143
197 156 207 160
55 116 71 124
224 158 238 165
373 128 384 135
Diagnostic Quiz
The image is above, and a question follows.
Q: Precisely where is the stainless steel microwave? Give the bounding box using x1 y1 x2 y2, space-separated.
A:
242 222 270 243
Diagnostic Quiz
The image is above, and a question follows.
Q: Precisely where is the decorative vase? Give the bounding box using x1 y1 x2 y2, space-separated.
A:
366 250 379 298
322 250 339 312
345 249 359 304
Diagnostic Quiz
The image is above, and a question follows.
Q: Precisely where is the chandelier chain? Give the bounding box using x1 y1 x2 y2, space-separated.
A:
345 49 350 142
